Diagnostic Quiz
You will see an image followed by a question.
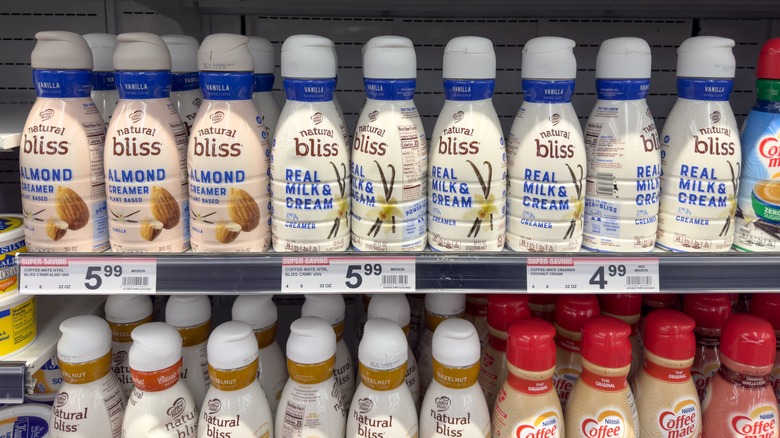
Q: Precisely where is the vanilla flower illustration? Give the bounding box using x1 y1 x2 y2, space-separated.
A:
368 196 403 237
719 195 737 237
563 196 583 240
466 193 498 238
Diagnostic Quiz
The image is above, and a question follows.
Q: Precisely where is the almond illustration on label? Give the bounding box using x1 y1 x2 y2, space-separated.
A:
140 218 163 241
228 188 260 232
55 186 89 230
215 221 241 243
151 186 180 229
46 218 68 241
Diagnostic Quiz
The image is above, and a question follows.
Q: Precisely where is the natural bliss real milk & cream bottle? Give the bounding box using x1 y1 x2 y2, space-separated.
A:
683 293 732 403
506 36 585 252
104 294 153 397
418 293 466 397
188 33 271 252
599 294 643 383
163 35 203 136
751 294 780 404
167 295 212 410
554 294 599 412
248 37 280 141
82 33 118 127
428 36 506 251
105 32 189 252
21 31 109 252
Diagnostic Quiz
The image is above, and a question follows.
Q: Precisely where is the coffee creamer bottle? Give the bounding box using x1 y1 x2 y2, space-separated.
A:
162 35 202 136
633 310 701 438
600 294 643 382
123 322 198 438
428 36 506 251
198 321 273 438
351 36 427 251
418 293 466 397
271 35 350 251
21 31 109 252
51 316 125 438
506 36 585 252
106 32 189 252
554 294 599 412
232 295 288 416
188 33 271 252
703 314 780 438
276 317 346 438
683 293 732 403
420 318 490 438
529 295 556 323
104 294 153 397
332 47 350 146
82 33 118 127
248 36 281 141
583 37 660 251
166 295 211 410
657 36 741 252
493 318 564 438
751 294 780 404
465 294 489 348
565 316 639 438
640 293 680 339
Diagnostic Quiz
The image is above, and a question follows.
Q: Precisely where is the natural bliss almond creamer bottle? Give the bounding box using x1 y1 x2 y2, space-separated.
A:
418 293 466 397
751 294 780 404
21 31 109 252
162 35 203 136
82 33 118 127
554 294 599 413
166 295 212 410
599 294 643 383
104 294 153 398
248 37 281 141
683 293 732 403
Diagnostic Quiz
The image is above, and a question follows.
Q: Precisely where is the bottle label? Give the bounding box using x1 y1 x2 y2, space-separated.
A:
478 347 504 408
0 414 48 437
360 363 407 391
335 338 355 404
115 71 171 99
171 72 200 93
288 357 336 385
596 80 650 101
32 356 62 394
93 71 116 91
202 395 271 438
255 324 278 349
579 410 628 438
677 79 733 101
729 405 779 438
350 393 418 438
254 74 275 93
59 353 112 384
110 342 134 396
657 398 701 438
554 348 581 408
33 70 92 98
507 374 553 396
364 79 416 101
209 360 258 391
719 365 770 389
432 359 479 389
579 369 628 392
284 78 336 102
522 80 574 104
199 72 253 100
281 379 346 438
691 342 720 403
443 80 494 101
643 361 692 383
53 374 126 437
131 358 182 392
507 411 561 438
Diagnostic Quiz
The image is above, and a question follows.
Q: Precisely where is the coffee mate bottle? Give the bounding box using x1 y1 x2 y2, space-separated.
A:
162 35 202 136
82 33 118 127
248 37 280 141
506 36 585 252
123 322 198 438
428 36 506 251
166 295 211 410
106 32 189 252
420 318 490 438
232 295 288 416
554 295 599 412
104 294 153 397
271 35 350 251
529 295 557 323
599 294 643 382
704 315 780 437
658 36 741 252
583 38 660 251
465 294 489 348
198 321 273 438
418 293 466 397
493 318 564 438
684 294 732 403
276 317 346 438
188 33 271 253
640 293 680 338
21 31 109 252
51 316 125 438
751 294 780 403
634 310 701 438
565 316 639 438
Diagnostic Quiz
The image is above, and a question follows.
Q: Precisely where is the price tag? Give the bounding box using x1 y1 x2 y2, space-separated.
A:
281 257 415 292
526 257 659 293
18 256 156 294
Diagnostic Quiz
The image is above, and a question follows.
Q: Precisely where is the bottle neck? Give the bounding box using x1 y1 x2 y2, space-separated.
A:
254 73 275 93
443 79 495 101
283 78 336 102
131 359 183 392
596 79 650 100
364 78 416 101
254 323 278 349
642 350 693 383
92 71 116 91
580 358 630 392
432 358 479 389
115 71 172 99
59 352 113 385
199 72 253 100
32 69 92 98
718 363 770 389
287 356 335 385
209 359 258 392
522 79 574 104
171 71 199 92
359 362 407 391
676 78 733 101
176 320 210 347
506 362 555 395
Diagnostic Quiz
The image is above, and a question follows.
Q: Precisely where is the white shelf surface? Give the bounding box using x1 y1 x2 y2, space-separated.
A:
0 104 31 151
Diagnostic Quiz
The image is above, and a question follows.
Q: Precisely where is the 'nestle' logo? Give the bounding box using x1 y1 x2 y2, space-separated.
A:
368 110 379 122
39 109 54 122
711 111 721 124
358 398 373 414
210 111 224 124
453 111 464 123
113 351 127 366
549 113 561 126
167 397 186 418
311 112 323 125
207 398 221 414
130 110 144 123
435 396 451 412
55 392 69 407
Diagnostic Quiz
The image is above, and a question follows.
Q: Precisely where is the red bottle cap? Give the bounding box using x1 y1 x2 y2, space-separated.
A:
643 294 679 311
530 295 557 305
506 317 556 372
757 38 780 80
554 294 599 333
487 294 530 332
720 314 776 367
750 294 780 331
600 294 642 317
581 316 632 369
683 294 732 330
643 309 696 360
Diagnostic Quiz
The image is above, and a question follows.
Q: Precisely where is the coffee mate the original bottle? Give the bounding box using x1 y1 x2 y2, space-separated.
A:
657 36 741 252
493 318 564 438
104 294 153 397
271 35 350 251
506 36 585 252
640 293 680 338
162 35 202 136
166 295 211 410
418 293 466 397
599 294 643 382
684 294 732 403
428 36 506 251
82 33 118 127
21 31 109 252
106 32 189 252
188 33 271 253
465 294 489 348
751 294 780 403
583 37 660 252
248 37 280 141
529 295 557 323
554 295 599 412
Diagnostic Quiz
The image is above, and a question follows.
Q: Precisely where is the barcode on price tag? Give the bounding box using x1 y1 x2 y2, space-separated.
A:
526 257 659 293
18 256 157 294
281 257 415 292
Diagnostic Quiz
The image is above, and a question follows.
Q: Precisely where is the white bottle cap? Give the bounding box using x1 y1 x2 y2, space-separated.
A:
425 293 466 316
367 294 410 327
104 295 153 324
82 33 117 72
522 36 577 80
432 318 480 367
676 36 736 78
57 315 111 364
282 34 336 79
208 321 258 370
166 295 211 328
443 36 496 80
287 317 337 364
115 32 171 71
360 318 408 370
248 37 275 74
596 37 652 79
198 33 253 72
31 31 92 70
301 294 345 325
129 322 182 372
162 34 199 73
232 295 277 330
364 36 416 79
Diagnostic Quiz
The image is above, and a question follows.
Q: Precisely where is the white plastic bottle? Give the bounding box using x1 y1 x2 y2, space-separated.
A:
417 293 466 397
162 35 203 136
198 321 273 438
506 36 586 252
51 316 125 438
232 295 289 416
105 32 190 252
82 33 118 127
332 46 350 145
583 38 660 252
248 36 281 141
428 36 506 251
420 318 490 438
657 36 741 252
104 294 153 397
276 317 346 438
166 295 211 410
21 31 109 252
123 322 198 438
188 33 271 253
351 35 427 251
348 318 418 438
271 35 350 251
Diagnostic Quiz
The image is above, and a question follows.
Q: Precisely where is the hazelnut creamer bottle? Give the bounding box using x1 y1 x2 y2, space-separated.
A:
162 35 202 136
82 33 118 127
248 37 281 141
683 293 732 403
104 294 153 397
166 295 212 410
600 294 643 382
188 33 271 252
751 294 780 404
418 293 466 397
105 32 189 252
21 31 109 252
554 294 599 412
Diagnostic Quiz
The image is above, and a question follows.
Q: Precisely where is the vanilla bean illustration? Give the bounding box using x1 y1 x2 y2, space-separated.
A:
330 162 347 198
720 161 741 237
564 219 575 240
369 218 382 238
392 215 396 233
374 161 396 200
467 160 493 198
566 163 584 199
468 217 482 238
328 217 340 239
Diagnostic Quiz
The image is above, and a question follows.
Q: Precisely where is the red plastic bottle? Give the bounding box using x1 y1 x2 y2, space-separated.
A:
600 294 643 382
553 294 599 412
684 293 732 403
751 294 780 404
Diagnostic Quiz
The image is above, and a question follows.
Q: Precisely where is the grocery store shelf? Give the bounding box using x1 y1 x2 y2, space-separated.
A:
0 104 31 151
